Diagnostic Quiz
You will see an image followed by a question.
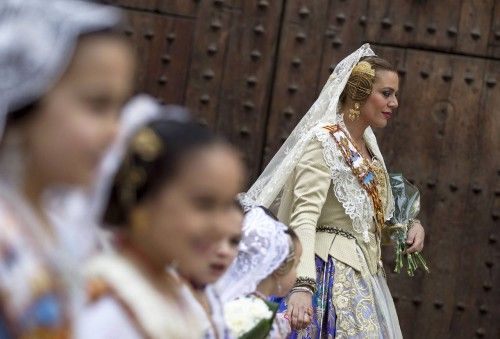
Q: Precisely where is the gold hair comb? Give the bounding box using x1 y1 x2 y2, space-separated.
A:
351 60 375 77
132 127 163 162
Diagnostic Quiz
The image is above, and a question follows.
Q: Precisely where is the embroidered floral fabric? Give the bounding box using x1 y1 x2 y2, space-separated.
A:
278 254 402 339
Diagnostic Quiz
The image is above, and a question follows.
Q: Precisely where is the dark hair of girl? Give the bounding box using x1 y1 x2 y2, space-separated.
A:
5 101 39 127
276 226 300 275
284 226 299 243
103 119 219 226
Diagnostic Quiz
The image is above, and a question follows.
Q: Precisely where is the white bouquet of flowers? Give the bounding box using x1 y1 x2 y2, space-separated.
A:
224 296 278 339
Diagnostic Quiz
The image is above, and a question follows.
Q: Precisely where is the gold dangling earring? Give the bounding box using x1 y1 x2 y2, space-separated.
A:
348 102 361 121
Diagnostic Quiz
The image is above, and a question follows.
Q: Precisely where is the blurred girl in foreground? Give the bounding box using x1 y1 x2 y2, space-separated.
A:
0 0 135 337
76 97 245 338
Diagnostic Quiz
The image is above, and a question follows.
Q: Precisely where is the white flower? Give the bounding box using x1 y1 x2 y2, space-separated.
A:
224 296 273 337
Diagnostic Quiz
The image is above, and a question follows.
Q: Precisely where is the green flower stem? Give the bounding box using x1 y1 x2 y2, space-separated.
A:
393 238 430 276
415 252 430 273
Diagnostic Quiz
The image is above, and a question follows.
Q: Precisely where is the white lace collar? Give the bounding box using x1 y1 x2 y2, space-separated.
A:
314 122 394 242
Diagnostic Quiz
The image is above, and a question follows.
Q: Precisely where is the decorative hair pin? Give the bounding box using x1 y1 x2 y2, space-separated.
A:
119 127 163 208
351 60 375 78
132 127 163 162
345 60 376 121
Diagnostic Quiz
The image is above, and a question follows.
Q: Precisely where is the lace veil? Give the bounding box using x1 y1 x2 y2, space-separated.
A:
215 207 291 302
240 44 395 241
241 44 374 209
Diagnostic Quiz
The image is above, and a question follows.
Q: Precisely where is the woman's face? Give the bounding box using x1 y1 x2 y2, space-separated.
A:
360 70 399 129
20 34 135 187
138 144 245 279
186 205 243 286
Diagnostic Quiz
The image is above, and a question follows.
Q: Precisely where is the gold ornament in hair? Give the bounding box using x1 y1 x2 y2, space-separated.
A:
345 61 376 121
352 61 375 78
119 127 164 208
132 127 163 162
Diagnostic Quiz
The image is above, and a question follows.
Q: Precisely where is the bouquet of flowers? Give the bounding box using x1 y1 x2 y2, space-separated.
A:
224 296 279 339
388 173 430 276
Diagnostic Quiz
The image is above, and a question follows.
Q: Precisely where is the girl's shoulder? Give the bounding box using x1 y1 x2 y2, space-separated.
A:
82 254 200 339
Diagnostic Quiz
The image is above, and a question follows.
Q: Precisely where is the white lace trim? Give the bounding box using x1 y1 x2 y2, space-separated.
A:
314 127 373 242
313 121 395 242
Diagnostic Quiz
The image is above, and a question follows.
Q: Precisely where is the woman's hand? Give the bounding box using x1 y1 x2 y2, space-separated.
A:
285 291 313 331
406 221 425 253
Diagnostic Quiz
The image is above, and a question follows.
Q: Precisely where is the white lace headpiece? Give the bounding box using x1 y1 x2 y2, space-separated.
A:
240 44 395 242
0 0 122 140
216 207 291 303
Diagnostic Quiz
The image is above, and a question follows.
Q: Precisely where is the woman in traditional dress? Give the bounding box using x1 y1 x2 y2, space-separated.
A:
241 44 425 338
76 96 246 339
216 207 302 338
0 1 135 337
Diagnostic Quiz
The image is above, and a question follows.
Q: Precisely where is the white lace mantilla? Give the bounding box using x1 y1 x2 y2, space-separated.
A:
239 44 394 241
239 44 375 211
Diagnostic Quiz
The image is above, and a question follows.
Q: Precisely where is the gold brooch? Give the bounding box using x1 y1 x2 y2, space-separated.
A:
132 127 163 162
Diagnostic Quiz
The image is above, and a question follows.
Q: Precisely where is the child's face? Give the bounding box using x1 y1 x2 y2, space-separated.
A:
134 145 245 279
275 239 302 297
19 34 135 188
187 205 243 285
